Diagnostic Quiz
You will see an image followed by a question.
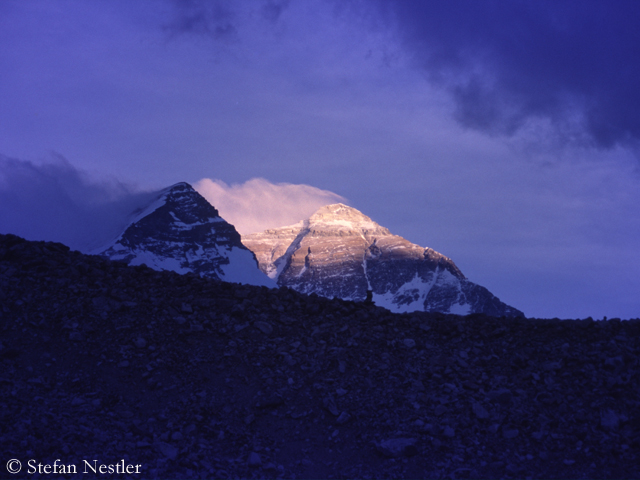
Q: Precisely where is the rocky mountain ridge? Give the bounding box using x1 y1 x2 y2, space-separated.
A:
100 182 272 287
2 233 637 479
243 204 522 317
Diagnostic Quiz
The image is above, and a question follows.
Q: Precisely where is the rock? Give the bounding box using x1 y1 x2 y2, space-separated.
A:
472 402 489 420
69 332 84 342
181 303 193 313
0 347 21 360
456 357 469 368
254 321 273 335
601 409 620 430
488 388 512 405
503 428 520 439
336 411 351 425
443 426 455 438
188 323 204 333
323 396 340 416
531 431 545 440
338 360 346 373
403 338 416 348
248 452 262 467
604 356 624 369
375 438 418 458
134 337 147 348
156 442 178 460
435 405 448 416
542 361 562 371
255 395 283 409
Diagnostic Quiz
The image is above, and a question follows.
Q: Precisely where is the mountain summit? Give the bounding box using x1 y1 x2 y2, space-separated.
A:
242 203 523 316
100 182 272 286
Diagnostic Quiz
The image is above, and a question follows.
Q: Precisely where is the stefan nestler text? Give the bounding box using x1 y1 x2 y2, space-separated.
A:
27 459 141 475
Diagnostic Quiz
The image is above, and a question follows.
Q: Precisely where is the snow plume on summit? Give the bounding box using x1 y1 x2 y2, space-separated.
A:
194 177 347 235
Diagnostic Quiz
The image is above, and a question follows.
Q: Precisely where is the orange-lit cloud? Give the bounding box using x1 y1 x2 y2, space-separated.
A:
194 177 347 235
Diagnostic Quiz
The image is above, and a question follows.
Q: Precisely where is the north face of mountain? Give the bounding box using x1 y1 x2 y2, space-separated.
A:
242 204 523 316
100 182 272 286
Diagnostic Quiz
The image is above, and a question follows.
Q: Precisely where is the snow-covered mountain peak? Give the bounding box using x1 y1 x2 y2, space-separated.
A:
100 182 273 287
159 181 217 218
307 203 391 236
243 203 523 316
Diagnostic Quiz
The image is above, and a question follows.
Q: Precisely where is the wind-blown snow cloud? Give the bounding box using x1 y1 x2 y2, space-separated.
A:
0 154 157 252
194 177 346 235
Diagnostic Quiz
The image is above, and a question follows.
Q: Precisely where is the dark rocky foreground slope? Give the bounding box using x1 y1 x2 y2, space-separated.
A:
1 233 639 480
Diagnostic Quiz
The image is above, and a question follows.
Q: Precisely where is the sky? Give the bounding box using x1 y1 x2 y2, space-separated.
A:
1 0 640 320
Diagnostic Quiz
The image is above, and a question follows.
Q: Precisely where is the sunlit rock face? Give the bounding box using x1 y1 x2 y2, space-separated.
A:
243 204 523 316
100 182 273 287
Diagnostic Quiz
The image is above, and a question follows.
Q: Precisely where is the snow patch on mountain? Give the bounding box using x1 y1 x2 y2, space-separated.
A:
219 247 276 286
372 273 433 313
122 248 190 274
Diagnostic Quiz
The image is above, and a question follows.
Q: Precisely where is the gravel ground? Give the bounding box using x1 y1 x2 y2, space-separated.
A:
1 233 639 479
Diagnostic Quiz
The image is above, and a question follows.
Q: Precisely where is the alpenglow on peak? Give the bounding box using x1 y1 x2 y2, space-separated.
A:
305 203 391 236
242 203 523 317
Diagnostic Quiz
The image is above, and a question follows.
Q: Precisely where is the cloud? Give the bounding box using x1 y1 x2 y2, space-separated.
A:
0 154 157 252
162 0 640 151
354 0 640 150
261 0 290 23
194 177 347 234
165 0 290 40
165 0 239 40
0 156 346 250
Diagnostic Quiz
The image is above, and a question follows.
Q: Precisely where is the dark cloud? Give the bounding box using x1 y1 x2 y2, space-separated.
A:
358 0 640 149
261 0 290 24
165 0 239 40
0 154 157 252
165 0 290 40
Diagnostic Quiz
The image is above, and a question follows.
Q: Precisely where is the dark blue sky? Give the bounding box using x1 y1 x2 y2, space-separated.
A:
1 0 639 319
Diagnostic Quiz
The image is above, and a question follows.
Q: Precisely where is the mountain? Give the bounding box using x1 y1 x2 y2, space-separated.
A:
100 182 273 287
242 203 523 316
